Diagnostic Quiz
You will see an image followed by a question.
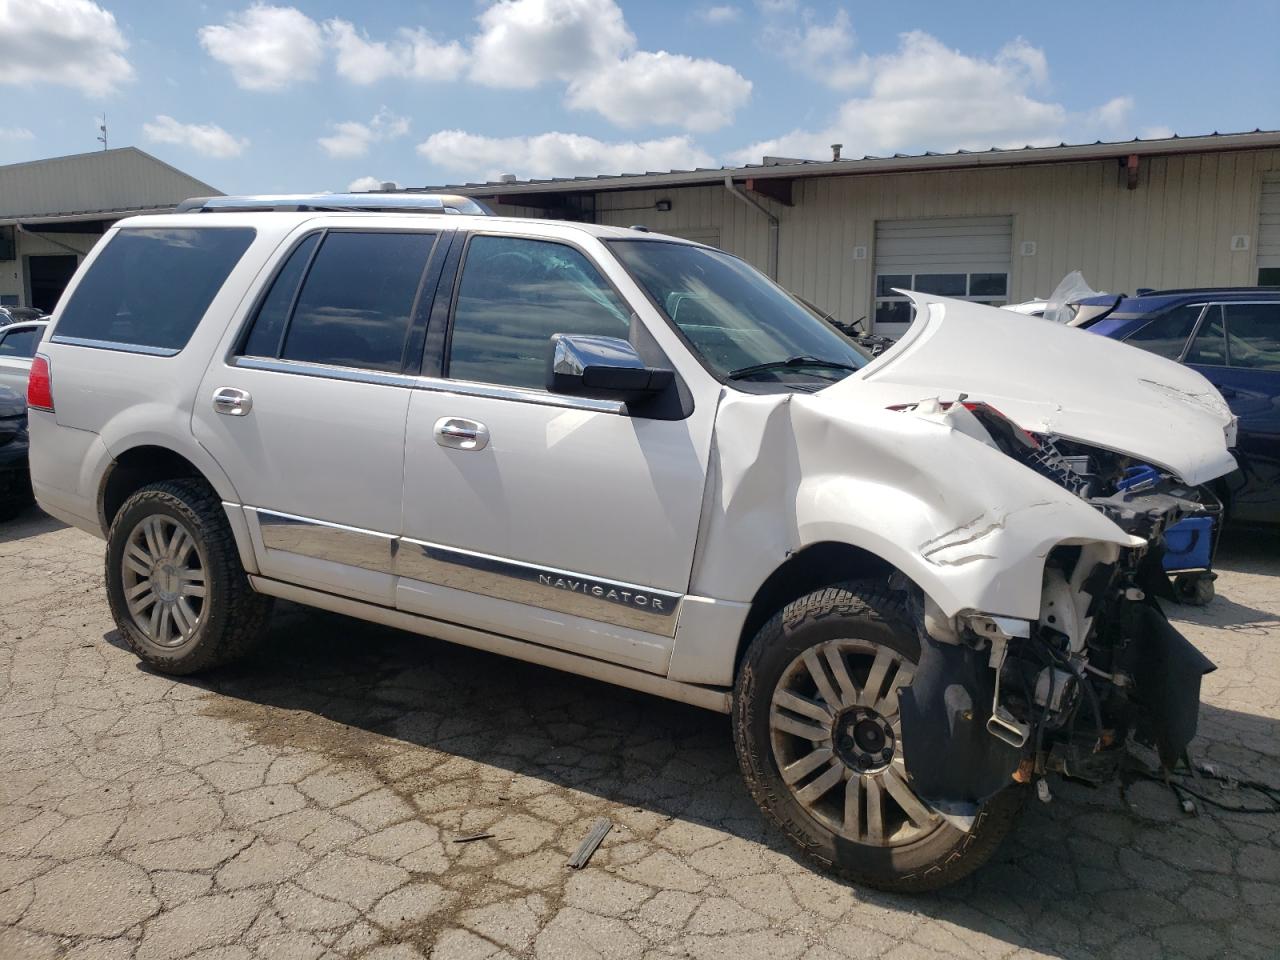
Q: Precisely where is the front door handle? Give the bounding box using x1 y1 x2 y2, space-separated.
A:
434 416 489 451
212 387 252 416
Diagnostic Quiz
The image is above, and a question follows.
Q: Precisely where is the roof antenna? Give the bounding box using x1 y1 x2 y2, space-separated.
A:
97 114 108 151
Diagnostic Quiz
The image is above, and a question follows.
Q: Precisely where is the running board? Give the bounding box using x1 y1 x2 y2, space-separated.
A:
248 576 732 714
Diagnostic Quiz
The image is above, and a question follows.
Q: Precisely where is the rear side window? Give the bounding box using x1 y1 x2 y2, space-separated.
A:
1185 305 1227 365
242 233 320 358
0 327 40 358
241 231 435 373
1123 303 1203 360
55 228 255 353
1222 303 1280 370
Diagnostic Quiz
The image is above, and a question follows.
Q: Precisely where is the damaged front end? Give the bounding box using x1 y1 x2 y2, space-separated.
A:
896 400 1218 819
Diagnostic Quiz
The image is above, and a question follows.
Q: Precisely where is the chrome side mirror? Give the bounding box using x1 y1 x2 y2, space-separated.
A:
546 334 674 403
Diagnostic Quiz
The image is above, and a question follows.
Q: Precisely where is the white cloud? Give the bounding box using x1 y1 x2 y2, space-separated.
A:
468 0 749 129
0 0 133 96
0 127 35 141
468 0 634 89
699 5 740 23
143 115 248 158
1139 124 1175 141
318 108 409 158
567 52 750 132
325 19 466 84
199 4 325 91
348 176 401 192
1090 95 1134 132
417 129 715 181
769 10 868 91
737 32 1080 162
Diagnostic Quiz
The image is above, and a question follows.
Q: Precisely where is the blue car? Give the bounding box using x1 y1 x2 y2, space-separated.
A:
1075 288 1280 527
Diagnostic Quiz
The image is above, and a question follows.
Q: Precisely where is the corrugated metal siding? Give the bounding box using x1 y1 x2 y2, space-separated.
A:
498 147 1280 325
0 148 219 219
1258 173 1280 269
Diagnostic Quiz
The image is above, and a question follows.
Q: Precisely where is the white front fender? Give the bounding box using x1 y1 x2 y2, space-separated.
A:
689 390 1136 624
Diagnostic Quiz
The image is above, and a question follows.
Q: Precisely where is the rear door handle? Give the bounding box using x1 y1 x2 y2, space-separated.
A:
212 387 252 416
434 416 489 451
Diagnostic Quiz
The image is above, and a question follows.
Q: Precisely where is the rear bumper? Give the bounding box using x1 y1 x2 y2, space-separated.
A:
33 480 103 536
29 412 110 537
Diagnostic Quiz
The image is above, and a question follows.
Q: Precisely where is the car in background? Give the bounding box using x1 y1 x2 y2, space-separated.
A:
0 385 31 520
1075 288 1280 525
0 306 49 326
1001 299 1049 318
0 321 48 394
0 321 47 519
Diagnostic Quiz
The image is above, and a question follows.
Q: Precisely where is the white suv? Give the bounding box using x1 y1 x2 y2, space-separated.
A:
28 194 1235 891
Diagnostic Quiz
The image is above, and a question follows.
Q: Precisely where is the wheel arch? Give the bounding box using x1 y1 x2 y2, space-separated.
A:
98 444 259 575
733 541 899 674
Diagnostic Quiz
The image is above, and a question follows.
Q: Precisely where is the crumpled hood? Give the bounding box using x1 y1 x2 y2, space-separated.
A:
826 293 1237 486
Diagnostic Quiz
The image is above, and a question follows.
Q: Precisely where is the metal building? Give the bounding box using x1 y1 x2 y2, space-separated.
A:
0 148 218 312
423 130 1280 337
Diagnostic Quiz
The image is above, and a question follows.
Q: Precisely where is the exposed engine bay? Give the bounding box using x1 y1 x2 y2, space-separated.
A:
894 398 1218 819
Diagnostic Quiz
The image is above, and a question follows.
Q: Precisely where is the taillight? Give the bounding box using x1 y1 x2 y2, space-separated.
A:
27 355 53 412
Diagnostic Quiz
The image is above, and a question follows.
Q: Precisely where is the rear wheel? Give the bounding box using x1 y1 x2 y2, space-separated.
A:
105 479 271 674
734 581 1023 892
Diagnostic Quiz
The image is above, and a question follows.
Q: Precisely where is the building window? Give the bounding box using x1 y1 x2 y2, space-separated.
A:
1259 267 1280 287
874 272 1009 326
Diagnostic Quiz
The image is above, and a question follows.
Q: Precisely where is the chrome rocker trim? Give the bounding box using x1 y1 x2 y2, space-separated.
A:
253 509 682 636
398 538 682 637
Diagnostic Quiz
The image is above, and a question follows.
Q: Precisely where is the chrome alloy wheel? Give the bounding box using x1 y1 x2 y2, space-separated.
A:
119 515 207 648
769 639 943 846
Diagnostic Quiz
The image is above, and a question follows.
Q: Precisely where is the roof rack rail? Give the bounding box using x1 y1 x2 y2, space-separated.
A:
174 193 494 217
1136 285 1277 296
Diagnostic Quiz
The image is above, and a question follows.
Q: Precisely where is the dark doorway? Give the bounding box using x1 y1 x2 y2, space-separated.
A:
27 255 79 313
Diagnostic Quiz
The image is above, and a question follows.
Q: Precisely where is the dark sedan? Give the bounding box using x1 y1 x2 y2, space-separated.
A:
1076 288 1280 525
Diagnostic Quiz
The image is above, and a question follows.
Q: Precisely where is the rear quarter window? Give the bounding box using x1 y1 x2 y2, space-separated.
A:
54 227 256 354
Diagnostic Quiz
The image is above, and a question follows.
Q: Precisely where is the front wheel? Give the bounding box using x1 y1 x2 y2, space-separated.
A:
105 479 272 674
734 581 1024 892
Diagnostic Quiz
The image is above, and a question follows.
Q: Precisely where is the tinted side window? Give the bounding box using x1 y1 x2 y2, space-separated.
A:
281 232 435 372
0 327 39 358
448 236 630 390
1124 303 1203 360
1223 303 1280 370
1185 305 1227 365
55 228 255 352
242 233 320 358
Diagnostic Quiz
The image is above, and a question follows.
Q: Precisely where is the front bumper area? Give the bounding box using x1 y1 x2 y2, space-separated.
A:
900 518 1216 815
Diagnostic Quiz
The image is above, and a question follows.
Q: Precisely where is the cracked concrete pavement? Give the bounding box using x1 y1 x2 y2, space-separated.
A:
1 507 1278 960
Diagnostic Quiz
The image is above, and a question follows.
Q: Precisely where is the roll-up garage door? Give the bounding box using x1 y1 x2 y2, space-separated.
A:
872 216 1013 337
1258 174 1280 286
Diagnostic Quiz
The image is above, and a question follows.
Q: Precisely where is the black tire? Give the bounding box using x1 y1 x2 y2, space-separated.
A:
105 479 272 674
733 580 1025 892
1173 573 1215 606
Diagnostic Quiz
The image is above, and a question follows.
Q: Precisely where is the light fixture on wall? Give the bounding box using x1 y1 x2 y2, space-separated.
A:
655 200 672 212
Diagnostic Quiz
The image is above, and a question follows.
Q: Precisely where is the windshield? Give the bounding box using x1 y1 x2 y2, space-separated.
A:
609 239 868 384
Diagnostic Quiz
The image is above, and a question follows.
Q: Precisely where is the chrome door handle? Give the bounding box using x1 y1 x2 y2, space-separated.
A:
434 416 489 451
212 387 252 416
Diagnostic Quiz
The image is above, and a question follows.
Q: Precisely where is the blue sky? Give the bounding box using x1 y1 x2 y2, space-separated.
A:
2 0 1278 195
